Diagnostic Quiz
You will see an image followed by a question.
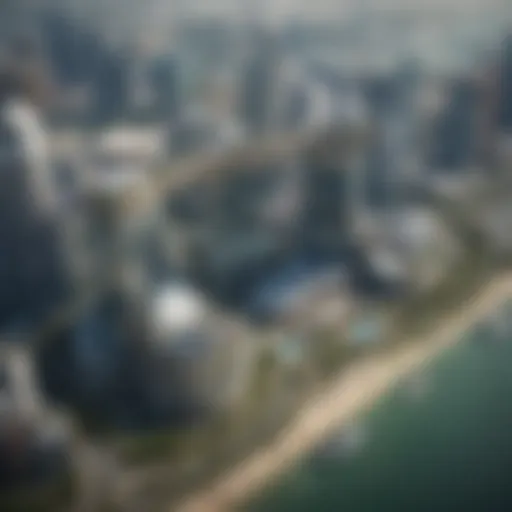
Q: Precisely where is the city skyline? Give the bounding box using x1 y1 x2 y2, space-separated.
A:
36 0 510 48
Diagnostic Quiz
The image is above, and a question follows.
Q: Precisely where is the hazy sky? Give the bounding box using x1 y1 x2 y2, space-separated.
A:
63 0 507 22
183 0 506 21
52 0 508 49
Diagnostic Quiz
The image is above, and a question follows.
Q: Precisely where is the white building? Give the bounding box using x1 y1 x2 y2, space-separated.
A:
359 207 461 294
144 282 254 414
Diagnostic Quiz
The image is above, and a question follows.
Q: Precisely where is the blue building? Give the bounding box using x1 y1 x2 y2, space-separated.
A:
246 259 347 325
239 28 281 135
360 70 421 209
71 294 127 407
428 79 480 171
150 53 182 123
498 33 512 132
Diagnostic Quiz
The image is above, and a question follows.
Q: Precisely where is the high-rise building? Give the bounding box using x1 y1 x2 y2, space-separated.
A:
354 65 425 213
150 53 181 123
239 27 281 135
91 48 131 125
474 63 500 167
497 33 512 132
301 160 351 254
0 49 70 331
364 130 391 209
41 11 104 87
428 78 480 171
360 75 401 209
279 80 309 130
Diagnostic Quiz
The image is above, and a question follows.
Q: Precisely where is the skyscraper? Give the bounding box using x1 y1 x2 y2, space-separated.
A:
239 27 281 135
428 78 480 171
150 53 181 123
360 75 400 209
474 63 500 167
301 159 351 255
497 33 512 132
0 42 69 331
91 48 131 125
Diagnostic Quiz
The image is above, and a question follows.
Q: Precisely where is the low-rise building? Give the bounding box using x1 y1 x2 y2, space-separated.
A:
246 260 352 331
357 207 461 296
89 125 166 171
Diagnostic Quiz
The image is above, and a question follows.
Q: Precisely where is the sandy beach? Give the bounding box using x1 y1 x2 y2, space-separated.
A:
176 273 512 512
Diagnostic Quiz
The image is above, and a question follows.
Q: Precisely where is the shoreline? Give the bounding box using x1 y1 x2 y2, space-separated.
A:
176 273 512 512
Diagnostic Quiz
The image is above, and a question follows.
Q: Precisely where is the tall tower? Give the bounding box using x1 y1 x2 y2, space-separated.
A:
360 74 400 210
150 54 182 123
238 0 282 136
428 77 480 171
497 32 512 132
239 32 281 135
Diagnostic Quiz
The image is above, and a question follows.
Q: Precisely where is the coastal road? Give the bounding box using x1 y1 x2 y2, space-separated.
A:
176 273 512 512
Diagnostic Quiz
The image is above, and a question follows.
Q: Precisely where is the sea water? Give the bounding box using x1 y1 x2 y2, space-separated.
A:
247 306 512 512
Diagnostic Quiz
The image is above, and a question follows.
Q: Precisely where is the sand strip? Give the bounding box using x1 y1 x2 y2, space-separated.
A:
177 274 512 512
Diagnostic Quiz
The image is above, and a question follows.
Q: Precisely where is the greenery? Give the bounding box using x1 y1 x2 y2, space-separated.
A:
0 471 76 512
251 346 278 400
118 430 195 466
312 330 354 377
117 347 280 467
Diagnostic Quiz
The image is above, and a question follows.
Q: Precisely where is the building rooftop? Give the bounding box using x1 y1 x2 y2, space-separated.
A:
149 284 207 341
247 260 349 323
97 125 165 162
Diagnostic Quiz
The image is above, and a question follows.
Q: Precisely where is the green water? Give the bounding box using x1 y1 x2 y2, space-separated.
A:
247 316 512 512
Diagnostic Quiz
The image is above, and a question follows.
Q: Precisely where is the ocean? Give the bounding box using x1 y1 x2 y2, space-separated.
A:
247 309 512 512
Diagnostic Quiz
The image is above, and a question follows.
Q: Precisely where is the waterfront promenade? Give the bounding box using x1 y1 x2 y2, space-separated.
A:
177 273 512 512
